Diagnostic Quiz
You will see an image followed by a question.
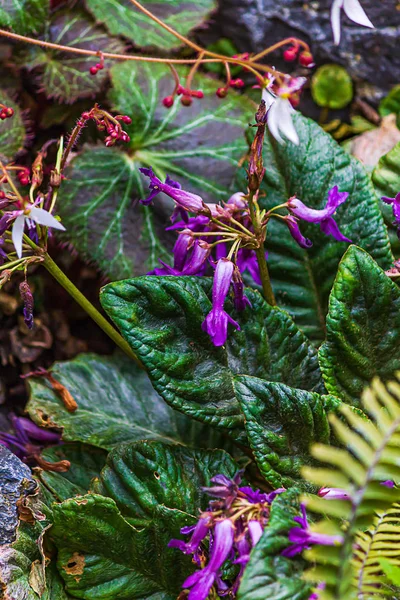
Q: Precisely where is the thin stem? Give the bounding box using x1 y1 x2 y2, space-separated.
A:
252 36 309 61
247 192 276 306
42 253 141 366
186 51 205 89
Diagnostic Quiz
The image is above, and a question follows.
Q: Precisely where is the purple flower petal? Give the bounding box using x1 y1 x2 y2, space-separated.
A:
288 186 349 223
319 217 352 243
202 259 240 346
140 167 204 213
285 216 312 249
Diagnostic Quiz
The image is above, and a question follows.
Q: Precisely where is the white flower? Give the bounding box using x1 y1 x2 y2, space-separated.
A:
331 0 374 46
11 204 66 258
262 88 299 146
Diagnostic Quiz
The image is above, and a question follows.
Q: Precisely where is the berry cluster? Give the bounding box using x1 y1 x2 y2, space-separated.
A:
77 106 132 147
216 77 245 98
283 44 314 67
89 53 105 76
0 105 14 119
162 84 204 108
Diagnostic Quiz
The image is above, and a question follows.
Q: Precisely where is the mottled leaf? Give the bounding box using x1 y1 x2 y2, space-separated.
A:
371 140 400 256
85 0 216 50
101 277 324 440
26 353 228 451
237 488 311 600
234 376 340 488
23 10 124 103
58 62 254 279
0 90 27 163
254 112 392 342
0 0 48 35
319 245 400 406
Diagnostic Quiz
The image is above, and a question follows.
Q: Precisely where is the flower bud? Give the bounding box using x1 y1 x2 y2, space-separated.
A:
283 47 298 61
162 95 174 108
299 51 314 67
216 87 228 98
89 66 98 75
181 95 192 107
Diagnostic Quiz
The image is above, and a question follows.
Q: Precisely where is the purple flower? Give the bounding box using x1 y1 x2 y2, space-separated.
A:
282 504 343 557
381 480 395 488
285 215 312 249
0 238 7 265
140 167 205 213
201 259 240 347
232 270 251 312
382 192 400 238
182 519 234 600
202 472 242 508
288 186 352 244
0 414 60 461
169 515 211 563
236 249 264 286
318 487 351 500
248 520 263 545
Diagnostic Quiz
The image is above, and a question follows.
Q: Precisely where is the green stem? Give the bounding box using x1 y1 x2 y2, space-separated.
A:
247 193 276 306
42 253 141 366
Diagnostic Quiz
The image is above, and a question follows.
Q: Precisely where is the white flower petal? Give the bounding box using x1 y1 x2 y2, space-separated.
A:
30 207 66 231
343 0 373 28
331 0 344 45
267 100 285 144
262 87 275 110
278 99 299 145
12 215 25 258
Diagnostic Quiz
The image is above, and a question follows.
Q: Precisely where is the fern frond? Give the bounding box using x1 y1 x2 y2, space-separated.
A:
300 374 400 600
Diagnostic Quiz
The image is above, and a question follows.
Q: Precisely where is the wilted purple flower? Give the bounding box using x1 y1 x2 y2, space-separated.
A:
318 487 351 500
288 186 352 244
202 472 243 509
285 215 313 249
140 167 205 214
19 281 34 329
0 414 60 461
232 269 251 311
201 259 240 347
382 193 400 238
282 503 343 557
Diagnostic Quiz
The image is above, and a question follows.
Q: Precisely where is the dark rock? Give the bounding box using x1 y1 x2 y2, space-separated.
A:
201 0 400 100
0 444 36 544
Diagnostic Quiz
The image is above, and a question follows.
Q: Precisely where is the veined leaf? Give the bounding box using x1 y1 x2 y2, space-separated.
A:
26 353 228 450
58 62 254 279
254 113 392 342
0 90 27 163
319 246 400 406
101 277 323 440
234 376 340 488
84 0 216 50
0 0 48 35
23 10 124 103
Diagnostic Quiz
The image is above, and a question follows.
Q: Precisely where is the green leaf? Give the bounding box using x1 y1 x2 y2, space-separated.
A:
26 352 228 450
379 558 400 586
85 0 216 50
0 91 27 163
379 85 400 128
237 488 311 600
23 10 124 103
91 440 237 526
39 443 108 502
234 376 339 488
319 245 400 407
311 64 353 110
256 112 392 342
58 62 254 279
0 0 48 35
101 277 324 440
371 141 400 256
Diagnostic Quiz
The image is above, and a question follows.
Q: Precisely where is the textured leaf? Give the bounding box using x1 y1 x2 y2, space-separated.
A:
311 64 353 110
255 112 392 342
0 90 27 163
101 277 324 440
92 440 238 526
0 0 48 35
58 62 254 279
23 10 124 103
39 443 108 502
234 376 340 488
371 141 400 256
85 0 216 50
0 444 37 545
237 488 311 600
26 352 228 451
319 245 400 406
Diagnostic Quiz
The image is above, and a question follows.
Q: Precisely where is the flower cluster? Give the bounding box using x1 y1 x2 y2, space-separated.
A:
169 472 285 600
77 104 132 146
140 165 351 347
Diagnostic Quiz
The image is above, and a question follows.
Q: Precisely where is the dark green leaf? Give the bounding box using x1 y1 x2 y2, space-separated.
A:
92 440 237 526
85 0 216 50
379 85 400 128
0 444 37 544
101 277 323 440
26 352 228 450
237 488 311 600
256 112 392 342
234 376 339 488
0 91 27 163
0 0 48 35
319 245 400 406
51 494 190 600
58 62 254 279
39 443 108 502
23 10 124 103
371 141 400 256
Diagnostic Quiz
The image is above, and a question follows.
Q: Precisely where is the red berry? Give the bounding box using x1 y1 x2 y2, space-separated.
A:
216 87 228 98
299 51 314 67
121 115 132 124
176 85 186 96
5 107 13 117
230 78 244 88
89 66 98 75
180 95 192 106
283 48 298 62
0 191 5 199
191 90 204 99
162 95 174 108
95 63 104 70
0 110 6 120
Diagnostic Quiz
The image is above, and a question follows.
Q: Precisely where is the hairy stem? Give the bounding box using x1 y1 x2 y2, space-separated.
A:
248 193 276 306
42 253 141 366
